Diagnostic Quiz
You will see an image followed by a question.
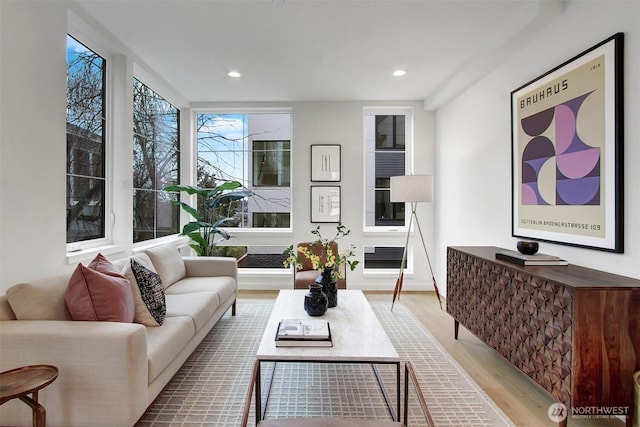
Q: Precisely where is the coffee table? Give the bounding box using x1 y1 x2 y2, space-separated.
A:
255 290 400 423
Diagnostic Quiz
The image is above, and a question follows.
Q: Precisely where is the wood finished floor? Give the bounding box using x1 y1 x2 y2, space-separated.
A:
238 290 625 427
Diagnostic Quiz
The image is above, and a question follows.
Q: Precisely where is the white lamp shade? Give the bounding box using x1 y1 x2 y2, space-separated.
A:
390 175 433 203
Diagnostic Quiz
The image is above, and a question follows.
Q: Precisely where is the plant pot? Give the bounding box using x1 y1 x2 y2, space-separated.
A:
304 284 328 316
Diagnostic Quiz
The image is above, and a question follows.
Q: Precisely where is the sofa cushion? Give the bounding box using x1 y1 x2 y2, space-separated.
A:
6 275 71 320
166 277 236 305
129 259 166 326
183 256 238 278
0 295 15 320
121 255 163 327
144 244 186 288
146 316 194 383
111 252 152 272
121 256 166 326
164 292 219 332
65 254 135 322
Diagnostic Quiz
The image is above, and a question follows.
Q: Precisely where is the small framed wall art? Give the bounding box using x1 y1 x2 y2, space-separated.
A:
510 33 624 252
311 144 341 182
310 186 341 223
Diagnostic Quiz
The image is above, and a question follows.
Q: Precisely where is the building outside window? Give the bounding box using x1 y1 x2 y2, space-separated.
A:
66 35 106 245
363 246 407 269
365 112 408 227
364 108 412 270
133 78 180 243
196 112 291 267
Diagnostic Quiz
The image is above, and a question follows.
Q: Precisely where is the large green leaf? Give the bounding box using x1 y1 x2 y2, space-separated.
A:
212 217 235 228
182 221 213 235
210 227 231 240
187 231 207 247
172 201 201 221
189 244 204 256
163 185 209 196
211 181 242 193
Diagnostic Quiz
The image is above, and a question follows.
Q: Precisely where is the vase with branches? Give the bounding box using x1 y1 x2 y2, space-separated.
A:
283 224 359 306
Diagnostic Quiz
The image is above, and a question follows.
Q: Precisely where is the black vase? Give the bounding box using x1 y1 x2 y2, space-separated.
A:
304 284 328 316
316 267 338 308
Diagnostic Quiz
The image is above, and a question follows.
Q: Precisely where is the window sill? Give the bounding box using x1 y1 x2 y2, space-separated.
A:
132 235 190 253
238 268 291 276
362 227 407 235
66 244 127 265
362 269 414 276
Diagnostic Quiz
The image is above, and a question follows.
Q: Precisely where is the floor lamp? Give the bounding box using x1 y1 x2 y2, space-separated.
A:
390 175 442 310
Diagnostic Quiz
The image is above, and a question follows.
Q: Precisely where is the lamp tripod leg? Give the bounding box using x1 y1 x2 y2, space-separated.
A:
391 204 415 311
413 210 442 309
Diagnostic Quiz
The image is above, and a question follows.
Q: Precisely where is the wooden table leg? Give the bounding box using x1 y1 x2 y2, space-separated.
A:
255 361 261 425
19 394 46 427
0 365 57 427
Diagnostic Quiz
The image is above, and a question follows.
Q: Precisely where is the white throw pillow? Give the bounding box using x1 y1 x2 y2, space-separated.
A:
144 244 187 288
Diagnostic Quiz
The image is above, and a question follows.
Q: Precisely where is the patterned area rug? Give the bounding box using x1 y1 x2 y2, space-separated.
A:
136 299 514 427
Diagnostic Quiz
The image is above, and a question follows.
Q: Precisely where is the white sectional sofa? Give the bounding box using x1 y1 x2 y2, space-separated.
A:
0 244 237 427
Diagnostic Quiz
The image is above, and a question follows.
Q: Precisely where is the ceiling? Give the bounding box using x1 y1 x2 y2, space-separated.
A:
73 0 563 107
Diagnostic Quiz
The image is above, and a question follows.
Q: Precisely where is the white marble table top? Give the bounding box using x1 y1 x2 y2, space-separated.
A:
256 290 399 363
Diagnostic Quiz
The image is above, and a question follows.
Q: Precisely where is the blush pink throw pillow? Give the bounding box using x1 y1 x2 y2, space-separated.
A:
65 253 135 322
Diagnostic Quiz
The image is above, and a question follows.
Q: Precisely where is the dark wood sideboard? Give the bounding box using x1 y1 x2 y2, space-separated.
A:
447 246 640 426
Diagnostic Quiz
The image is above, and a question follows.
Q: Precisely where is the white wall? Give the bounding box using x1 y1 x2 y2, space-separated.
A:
0 1 185 291
195 101 436 291
4 0 635 295
0 1 69 289
435 0 640 292
0 0 436 292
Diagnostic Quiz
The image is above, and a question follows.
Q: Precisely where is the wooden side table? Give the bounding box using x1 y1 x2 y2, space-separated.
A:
0 365 58 427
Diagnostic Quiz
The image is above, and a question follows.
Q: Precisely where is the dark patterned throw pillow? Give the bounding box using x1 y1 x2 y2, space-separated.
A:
130 259 166 326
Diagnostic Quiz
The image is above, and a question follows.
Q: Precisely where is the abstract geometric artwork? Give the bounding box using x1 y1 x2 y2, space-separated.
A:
511 33 623 252
521 93 601 206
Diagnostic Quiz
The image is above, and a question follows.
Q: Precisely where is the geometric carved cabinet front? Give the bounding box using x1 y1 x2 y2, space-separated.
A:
447 246 640 424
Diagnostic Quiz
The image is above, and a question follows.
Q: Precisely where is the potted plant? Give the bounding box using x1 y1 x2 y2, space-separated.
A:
164 181 253 256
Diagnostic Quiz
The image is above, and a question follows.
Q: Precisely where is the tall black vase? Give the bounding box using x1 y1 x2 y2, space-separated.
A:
316 267 337 308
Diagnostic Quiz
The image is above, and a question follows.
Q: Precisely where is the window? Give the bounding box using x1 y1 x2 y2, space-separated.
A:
196 112 291 230
252 140 291 187
66 35 106 244
364 110 413 274
214 245 289 269
363 246 406 269
133 79 180 243
364 110 411 228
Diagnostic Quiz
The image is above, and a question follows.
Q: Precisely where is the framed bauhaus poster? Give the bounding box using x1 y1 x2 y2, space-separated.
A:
511 33 623 252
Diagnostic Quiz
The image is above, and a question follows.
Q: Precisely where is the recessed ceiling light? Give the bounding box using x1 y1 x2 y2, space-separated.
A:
228 71 241 78
393 70 407 77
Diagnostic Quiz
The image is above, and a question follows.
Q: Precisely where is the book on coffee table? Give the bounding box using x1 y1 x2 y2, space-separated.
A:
275 319 333 347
